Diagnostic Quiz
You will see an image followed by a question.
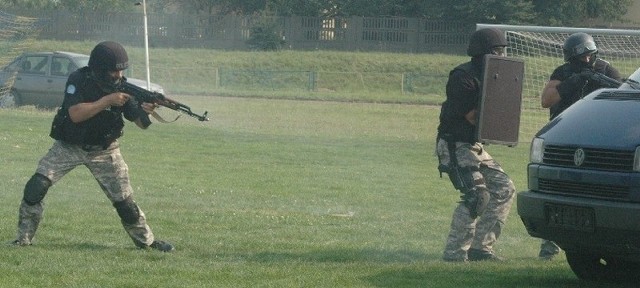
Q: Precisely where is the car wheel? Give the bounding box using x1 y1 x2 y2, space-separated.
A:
566 251 640 283
0 90 20 108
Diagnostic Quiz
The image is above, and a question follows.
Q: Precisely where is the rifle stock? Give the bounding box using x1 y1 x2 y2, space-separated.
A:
117 80 209 122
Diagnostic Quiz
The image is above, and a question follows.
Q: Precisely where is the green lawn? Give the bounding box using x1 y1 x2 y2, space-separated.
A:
0 96 607 287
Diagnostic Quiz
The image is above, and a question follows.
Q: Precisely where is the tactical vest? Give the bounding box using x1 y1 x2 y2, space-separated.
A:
437 61 482 143
49 68 125 147
550 59 612 119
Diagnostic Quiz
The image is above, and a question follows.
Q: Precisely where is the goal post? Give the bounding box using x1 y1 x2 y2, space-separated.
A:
475 23 640 146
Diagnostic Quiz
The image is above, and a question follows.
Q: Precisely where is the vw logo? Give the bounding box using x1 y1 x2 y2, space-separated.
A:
574 148 585 167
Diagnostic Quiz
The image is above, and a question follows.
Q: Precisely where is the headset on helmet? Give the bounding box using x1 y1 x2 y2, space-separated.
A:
467 28 508 57
88 41 129 72
562 32 598 62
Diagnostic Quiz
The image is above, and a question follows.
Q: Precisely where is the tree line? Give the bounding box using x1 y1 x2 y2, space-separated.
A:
1 0 633 28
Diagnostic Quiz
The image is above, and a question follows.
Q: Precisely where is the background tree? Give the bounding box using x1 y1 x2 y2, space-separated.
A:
156 0 267 15
1 0 144 11
328 0 429 17
0 0 636 28
427 0 537 24
266 0 331 17
532 0 632 26
0 0 58 10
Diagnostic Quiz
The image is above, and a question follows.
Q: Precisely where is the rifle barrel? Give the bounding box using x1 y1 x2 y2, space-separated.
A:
118 81 209 121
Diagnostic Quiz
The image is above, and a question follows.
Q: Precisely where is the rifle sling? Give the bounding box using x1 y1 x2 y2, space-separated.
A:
150 110 181 123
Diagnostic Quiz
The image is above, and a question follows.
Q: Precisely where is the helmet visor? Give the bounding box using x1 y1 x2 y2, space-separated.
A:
572 41 597 57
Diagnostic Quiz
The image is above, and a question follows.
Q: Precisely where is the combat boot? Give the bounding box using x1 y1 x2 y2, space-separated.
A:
148 240 175 252
15 200 43 246
468 248 504 261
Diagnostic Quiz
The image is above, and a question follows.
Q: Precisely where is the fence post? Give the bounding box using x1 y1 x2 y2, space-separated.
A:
308 71 317 91
215 67 220 89
346 16 362 50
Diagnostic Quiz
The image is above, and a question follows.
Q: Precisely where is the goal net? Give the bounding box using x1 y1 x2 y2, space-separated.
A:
476 24 640 155
0 10 41 105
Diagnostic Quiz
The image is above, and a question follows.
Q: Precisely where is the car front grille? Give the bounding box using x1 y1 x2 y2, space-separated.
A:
538 179 630 201
543 145 635 172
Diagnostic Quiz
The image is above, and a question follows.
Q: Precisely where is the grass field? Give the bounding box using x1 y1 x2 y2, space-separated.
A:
0 95 619 287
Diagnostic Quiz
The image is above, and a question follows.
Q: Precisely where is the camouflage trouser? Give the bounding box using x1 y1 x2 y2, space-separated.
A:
436 139 516 261
16 140 154 247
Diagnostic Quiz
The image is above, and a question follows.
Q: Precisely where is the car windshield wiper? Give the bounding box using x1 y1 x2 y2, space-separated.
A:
623 78 640 90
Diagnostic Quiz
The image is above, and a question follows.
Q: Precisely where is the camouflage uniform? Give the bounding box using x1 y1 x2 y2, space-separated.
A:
14 41 172 252
435 28 517 261
15 140 154 247
437 139 515 261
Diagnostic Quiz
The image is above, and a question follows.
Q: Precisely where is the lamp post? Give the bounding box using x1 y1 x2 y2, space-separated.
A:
135 0 151 90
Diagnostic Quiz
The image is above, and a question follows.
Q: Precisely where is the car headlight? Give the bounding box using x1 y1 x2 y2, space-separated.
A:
530 137 544 163
634 146 640 172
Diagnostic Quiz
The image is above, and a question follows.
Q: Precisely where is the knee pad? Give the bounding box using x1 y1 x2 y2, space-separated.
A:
23 174 52 205
113 197 141 225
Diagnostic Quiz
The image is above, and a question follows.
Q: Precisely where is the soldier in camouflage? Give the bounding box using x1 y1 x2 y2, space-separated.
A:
13 41 174 252
436 28 516 262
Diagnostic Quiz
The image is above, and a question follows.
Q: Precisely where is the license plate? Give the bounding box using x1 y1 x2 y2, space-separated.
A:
545 203 595 232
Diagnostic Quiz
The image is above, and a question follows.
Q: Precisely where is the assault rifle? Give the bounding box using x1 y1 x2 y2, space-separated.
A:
116 79 209 122
580 69 622 89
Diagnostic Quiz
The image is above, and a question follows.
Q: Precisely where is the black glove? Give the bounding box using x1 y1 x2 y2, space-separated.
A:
556 74 587 101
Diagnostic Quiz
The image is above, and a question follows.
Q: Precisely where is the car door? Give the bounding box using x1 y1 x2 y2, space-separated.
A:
46 56 74 107
12 54 50 107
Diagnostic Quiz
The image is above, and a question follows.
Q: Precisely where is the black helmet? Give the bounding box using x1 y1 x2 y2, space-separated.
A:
563 32 597 62
88 41 129 72
467 28 508 57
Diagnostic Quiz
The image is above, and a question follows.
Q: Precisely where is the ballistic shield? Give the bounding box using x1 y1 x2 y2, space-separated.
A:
476 55 525 146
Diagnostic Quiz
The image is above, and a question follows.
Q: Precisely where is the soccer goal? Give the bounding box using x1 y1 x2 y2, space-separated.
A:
476 23 640 147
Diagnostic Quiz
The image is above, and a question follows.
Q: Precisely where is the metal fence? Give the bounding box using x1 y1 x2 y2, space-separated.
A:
12 10 473 54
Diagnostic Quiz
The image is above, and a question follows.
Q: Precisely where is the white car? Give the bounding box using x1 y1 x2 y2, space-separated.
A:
0 51 163 108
